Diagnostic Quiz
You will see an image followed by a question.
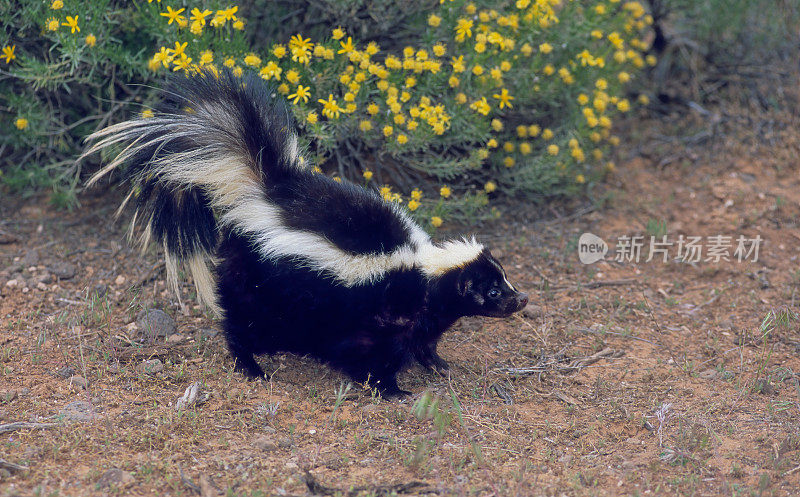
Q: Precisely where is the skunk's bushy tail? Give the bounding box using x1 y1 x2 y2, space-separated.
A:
82 70 300 314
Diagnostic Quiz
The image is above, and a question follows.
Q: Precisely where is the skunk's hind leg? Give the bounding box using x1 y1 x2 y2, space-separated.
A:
224 329 266 379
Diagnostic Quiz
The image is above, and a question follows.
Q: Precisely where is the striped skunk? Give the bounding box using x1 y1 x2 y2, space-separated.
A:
82 69 528 396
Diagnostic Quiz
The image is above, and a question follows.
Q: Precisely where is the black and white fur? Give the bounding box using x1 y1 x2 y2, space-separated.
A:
82 69 528 396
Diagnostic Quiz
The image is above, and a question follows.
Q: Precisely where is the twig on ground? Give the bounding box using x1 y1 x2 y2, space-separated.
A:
178 465 201 495
0 458 29 473
496 347 625 376
0 421 58 434
304 470 428 496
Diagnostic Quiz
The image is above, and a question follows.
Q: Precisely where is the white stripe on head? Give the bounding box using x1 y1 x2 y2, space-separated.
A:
489 258 516 291
416 238 484 277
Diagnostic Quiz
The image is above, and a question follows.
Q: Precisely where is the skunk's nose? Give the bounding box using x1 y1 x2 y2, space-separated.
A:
516 292 529 310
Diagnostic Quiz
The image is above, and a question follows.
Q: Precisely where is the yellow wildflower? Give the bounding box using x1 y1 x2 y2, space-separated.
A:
233 19 244 30
363 170 373 181
576 174 585 184
191 7 212 26
440 185 451 198
491 119 503 132
50 0 63 9
547 144 559 156
359 120 373 132
539 42 552 54
46 17 59 31
431 216 443 228
542 128 553 140
332 27 345 40
520 142 532 155
85 34 97 47
503 156 515 167
288 85 311 104
528 125 541 137
487 138 498 148
455 18 473 42
338 37 355 54
141 109 154 119
2 45 15 63
503 142 514 152
428 14 441 27
244 53 262 67
397 134 408 144
318 95 341 119
484 181 496 193
160 6 185 26
493 89 514 109
306 112 318 124
382 125 393 137
285 69 300 84
14 117 28 130
62 15 79 33
260 61 282 80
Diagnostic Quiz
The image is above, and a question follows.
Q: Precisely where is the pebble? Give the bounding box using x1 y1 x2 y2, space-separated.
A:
97 468 135 488
49 261 76 280
54 366 76 379
137 359 164 375
20 249 39 267
253 436 278 452
522 303 541 318
68 375 89 389
59 400 100 422
136 309 176 339
114 275 126 286
199 328 219 339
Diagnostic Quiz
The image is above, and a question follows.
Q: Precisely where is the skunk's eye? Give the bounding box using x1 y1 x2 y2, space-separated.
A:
487 288 501 299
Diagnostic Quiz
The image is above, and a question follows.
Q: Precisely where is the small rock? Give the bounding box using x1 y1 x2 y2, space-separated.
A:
361 403 380 413
114 275 126 286
754 378 776 395
68 375 88 389
278 437 293 448
175 381 202 411
284 461 298 471
36 282 47 291
698 369 720 380
199 328 219 340
20 249 39 267
5 279 18 288
166 334 185 344
36 271 53 285
97 468 135 488
522 303 541 318
54 366 76 379
253 436 278 452
136 309 176 339
49 261 76 280
137 359 164 375
0 231 18 244
59 400 100 422
92 283 108 297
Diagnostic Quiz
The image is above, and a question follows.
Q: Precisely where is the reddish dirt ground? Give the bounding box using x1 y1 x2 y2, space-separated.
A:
1 100 799 496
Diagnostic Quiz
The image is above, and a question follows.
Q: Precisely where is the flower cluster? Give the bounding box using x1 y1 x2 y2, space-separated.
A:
2 0 655 225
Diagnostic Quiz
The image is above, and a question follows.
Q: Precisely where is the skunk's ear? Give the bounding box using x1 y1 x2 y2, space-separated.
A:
456 269 473 297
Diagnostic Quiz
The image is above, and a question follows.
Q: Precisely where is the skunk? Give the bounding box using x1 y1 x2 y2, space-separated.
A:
82 69 528 396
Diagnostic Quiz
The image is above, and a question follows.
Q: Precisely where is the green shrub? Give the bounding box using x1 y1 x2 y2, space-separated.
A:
1 0 653 225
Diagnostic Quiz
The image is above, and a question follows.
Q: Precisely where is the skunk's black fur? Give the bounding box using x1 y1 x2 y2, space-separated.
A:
83 69 528 396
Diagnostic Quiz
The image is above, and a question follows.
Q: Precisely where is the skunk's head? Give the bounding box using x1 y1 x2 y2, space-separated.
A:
452 249 528 318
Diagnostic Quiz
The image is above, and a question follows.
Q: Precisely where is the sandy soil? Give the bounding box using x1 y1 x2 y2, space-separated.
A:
1 99 799 496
